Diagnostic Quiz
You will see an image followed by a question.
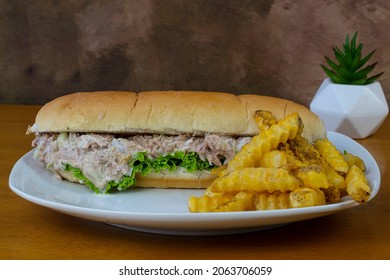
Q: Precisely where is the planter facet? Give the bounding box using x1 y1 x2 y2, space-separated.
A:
310 78 389 139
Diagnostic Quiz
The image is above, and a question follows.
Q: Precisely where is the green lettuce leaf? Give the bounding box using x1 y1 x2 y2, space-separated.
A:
63 163 101 194
63 151 214 194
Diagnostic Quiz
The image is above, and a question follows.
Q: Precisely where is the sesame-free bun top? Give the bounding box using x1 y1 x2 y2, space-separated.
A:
32 90 326 142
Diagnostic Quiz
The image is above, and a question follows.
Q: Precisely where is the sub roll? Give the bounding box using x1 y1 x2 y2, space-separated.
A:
27 91 326 193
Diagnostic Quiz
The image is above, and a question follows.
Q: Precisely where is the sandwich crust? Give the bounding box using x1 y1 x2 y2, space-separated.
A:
35 91 139 133
33 90 326 142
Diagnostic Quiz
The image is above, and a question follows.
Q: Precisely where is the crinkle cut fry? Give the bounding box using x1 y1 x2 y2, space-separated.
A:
255 191 291 210
321 186 341 203
293 165 329 189
210 167 302 193
188 110 371 213
290 187 326 208
188 188 326 212
289 134 325 165
345 165 371 204
222 112 303 175
288 135 346 191
324 165 346 190
343 152 366 172
189 191 291 212
259 150 288 168
188 192 256 212
314 138 349 174
188 193 237 213
254 110 277 131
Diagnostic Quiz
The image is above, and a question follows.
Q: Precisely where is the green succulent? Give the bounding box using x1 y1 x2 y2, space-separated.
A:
321 32 384 85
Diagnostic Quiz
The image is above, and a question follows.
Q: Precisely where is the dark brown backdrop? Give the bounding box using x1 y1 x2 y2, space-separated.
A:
1 0 389 106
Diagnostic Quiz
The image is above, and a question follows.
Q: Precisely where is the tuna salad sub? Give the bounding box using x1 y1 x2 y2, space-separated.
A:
27 91 326 193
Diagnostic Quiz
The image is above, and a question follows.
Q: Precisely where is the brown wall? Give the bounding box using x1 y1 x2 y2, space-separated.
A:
0 0 389 106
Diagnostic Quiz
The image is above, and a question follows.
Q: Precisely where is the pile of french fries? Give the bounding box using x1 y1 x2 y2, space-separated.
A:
188 111 371 212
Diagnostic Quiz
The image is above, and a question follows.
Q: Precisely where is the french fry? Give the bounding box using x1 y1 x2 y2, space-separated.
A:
255 191 291 210
188 193 234 212
254 110 277 131
294 165 329 189
221 112 303 175
210 165 227 177
188 111 371 213
343 151 366 172
189 191 293 212
289 135 325 165
314 138 349 174
210 167 302 194
289 187 326 208
322 186 341 203
259 150 288 168
216 192 256 212
283 148 306 171
345 165 371 204
188 192 256 212
324 166 346 190
289 136 348 192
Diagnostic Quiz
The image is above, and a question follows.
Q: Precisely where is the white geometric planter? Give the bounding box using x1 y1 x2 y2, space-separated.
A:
310 78 389 139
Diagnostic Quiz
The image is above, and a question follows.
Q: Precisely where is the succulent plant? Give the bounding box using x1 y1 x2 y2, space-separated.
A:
321 32 384 85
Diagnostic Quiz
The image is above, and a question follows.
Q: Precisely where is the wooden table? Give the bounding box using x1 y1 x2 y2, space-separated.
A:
1 104 389 260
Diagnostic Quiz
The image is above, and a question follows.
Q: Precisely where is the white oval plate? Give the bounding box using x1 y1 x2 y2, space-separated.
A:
9 132 380 235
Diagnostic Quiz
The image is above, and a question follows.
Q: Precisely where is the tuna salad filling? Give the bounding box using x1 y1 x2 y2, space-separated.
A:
32 132 251 193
